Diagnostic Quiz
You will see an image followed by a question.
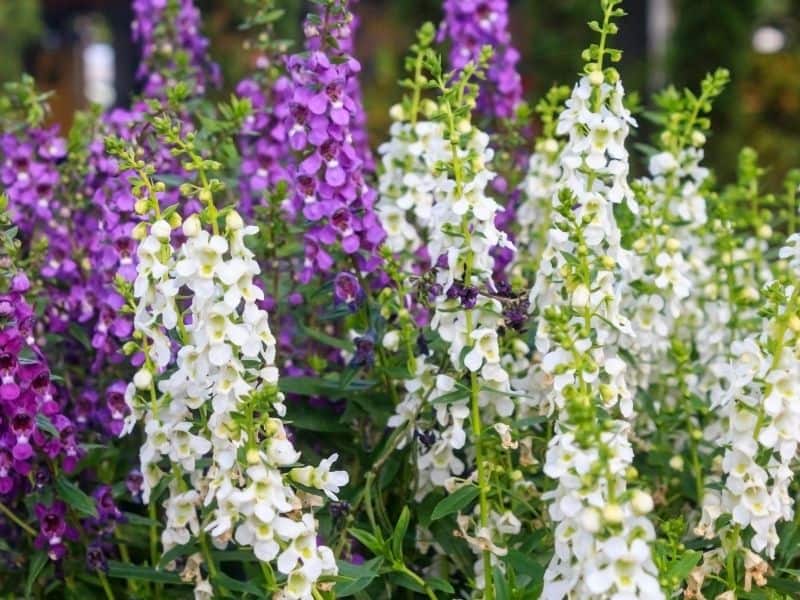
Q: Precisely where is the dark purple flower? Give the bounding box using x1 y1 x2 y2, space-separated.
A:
333 272 363 306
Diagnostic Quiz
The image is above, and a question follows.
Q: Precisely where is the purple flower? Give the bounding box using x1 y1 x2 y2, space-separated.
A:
334 272 363 306
34 501 78 560
132 0 220 97
438 0 523 120
285 1 386 284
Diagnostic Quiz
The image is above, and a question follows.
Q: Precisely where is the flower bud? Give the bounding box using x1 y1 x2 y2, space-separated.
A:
669 455 684 471
151 219 171 241
691 131 706 147
757 224 772 239
389 103 405 122
168 212 182 229
133 369 152 390
246 448 261 465
382 330 400 352
580 507 602 533
571 284 590 308
665 238 680 253
789 314 800 333
225 210 244 231
631 490 654 515
182 215 201 237
542 138 559 155
602 503 623 524
588 70 605 86
134 199 150 215
600 255 615 269
632 238 647 253
457 119 472 134
132 222 148 241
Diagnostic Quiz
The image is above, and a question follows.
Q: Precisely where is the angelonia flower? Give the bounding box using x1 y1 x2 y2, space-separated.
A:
515 86 569 276
438 0 523 121
0 282 81 497
236 76 293 217
0 126 66 238
284 0 385 283
384 47 519 591
123 184 345 597
529 5 663 597
132 0 221 97
697 235 800 559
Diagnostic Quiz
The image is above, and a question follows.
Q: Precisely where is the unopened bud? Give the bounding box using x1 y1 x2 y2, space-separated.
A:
757 224 772 240
581 507 602 533
588 70 605 86
669 455 684 471
132 222 148 240
631 490 654 515
602 503 623 524
382 330 400 352
571 284 590 308
225 210 244 231
182 215 201 237
134 199 150 215
151 219 171 241
389 103 405 122
665 238 680 253
133 369 152 390
691 131 706 147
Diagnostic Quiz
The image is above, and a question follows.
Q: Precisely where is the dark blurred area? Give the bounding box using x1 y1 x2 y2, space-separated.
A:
2 0 799 189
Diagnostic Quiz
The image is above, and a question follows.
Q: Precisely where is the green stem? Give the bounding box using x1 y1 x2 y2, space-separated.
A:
148 501 162 600
0 501 37 537
98 571 115 600
396 565 438 600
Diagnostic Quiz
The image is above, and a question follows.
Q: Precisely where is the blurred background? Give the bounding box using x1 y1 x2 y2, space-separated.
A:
1 0 799 189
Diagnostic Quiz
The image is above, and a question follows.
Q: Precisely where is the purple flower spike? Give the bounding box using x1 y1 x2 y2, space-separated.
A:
285 1 386 284
438 0 523 120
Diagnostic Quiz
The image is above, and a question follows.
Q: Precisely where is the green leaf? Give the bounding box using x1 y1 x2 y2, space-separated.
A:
494 565 511 600
507 549 545 581
392 507 410 559
106 561 186 585
158 542 199 568
430 485 479 522
55 475 98 517
430 385 471 405
26 552 48 599
388 571 424 593
427 577 455 594
348 528 384 556
35 413 59 437
122 511 161 528
68 323 92 351
284 405 348 433
334 575 376 597
766 576 800 595
334 558 383 597
665 550 702 582
213 572 268 597
301 324 354 352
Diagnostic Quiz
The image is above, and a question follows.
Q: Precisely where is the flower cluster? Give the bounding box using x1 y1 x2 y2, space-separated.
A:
132 0 221 97
698 237 800 558
528 4 663 597
0 282 81 500
123 157 345 596
438 0 523 120
284 0 385 283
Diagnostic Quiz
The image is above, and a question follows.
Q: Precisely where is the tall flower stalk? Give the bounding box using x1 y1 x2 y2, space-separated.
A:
117 120 345 599
529 2 663 597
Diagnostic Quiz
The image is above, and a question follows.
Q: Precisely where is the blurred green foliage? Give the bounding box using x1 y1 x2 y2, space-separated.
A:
1 0 799 192
0 1 41 84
